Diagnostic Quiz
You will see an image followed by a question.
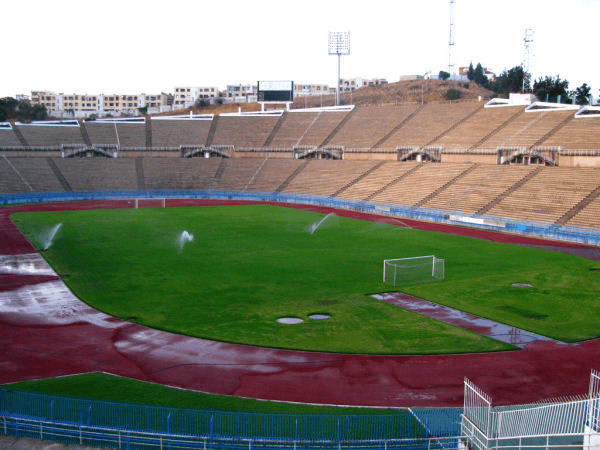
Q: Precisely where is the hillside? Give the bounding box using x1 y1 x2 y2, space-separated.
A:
158 79 495 117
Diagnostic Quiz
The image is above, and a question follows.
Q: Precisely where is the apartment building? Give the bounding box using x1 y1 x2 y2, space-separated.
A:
340 77 387 92
173 86 219 108
294 83 334 96
30 91 172 117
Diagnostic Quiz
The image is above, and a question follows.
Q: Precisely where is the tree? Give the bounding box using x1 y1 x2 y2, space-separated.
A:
573 83 592 105
0 97 19 121
473 63 488 85
487 66 528 95
533 75 570 103
438 70 450 81
467 62 475 81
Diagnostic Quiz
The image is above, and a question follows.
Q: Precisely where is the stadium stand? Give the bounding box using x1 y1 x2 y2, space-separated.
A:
542 116 600 150
280 160 381 196
337 161 421 201
379 102 482 149
244 158 306 192
485 166 600 223
151 118 213 147
4 157 65 192
85 121 146 148
328 104 420 149
267 111 322 148
295 110 352 147
565 191 600 229
14 123 85 147
142 157 222 190
0 156 32 193
213 158 271 191
476 110 574 150
52 158 139 191
369 162 474 205
210 115 281 148
433 105 523 150
0 125 22 147
419 164 540 214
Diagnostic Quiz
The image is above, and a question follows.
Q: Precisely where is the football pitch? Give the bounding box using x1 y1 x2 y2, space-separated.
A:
12 203 600 356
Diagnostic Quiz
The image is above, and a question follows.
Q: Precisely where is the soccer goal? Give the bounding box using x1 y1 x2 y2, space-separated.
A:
383 255 445 286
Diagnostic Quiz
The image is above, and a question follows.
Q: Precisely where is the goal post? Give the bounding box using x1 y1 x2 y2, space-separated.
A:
383 255 445 286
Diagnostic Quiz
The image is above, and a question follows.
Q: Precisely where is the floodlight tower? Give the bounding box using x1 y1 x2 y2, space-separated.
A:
522 28 534 92
448 0 455 75
328 31 350 106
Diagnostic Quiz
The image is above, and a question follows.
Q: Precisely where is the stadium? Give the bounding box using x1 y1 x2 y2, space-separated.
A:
3 86 600 449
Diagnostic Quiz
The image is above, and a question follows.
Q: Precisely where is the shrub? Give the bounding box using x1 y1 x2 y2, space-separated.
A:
445 88 462 101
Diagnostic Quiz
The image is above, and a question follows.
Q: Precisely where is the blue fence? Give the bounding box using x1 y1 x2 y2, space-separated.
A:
2 189 600 246
0 388 462 449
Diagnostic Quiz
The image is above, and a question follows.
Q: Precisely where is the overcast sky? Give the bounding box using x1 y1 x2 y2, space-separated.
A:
2 0 599 98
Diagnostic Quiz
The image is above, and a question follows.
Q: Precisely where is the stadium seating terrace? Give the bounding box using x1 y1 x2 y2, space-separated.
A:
2 100 600 230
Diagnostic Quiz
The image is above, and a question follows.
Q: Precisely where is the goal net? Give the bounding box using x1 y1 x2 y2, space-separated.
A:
383 255 445 286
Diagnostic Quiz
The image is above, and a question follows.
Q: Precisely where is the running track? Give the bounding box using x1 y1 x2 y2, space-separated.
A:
1 199 599 408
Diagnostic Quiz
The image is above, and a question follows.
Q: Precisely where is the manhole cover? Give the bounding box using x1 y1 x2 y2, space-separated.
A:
277 317 304 325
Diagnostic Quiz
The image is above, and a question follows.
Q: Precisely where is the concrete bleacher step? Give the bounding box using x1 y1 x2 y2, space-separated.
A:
145 119 152 148
371 104 425 150
331 161 386 197
263 112 288 147
135 158 145 190
275 160 310 192
476 166 544 215
470 108 524 150
425 103 485 147
11 126 29 146
529 114 574 149
556 183 600 225
46 157 72 191
416 164 478 207
205 116 219 146
319 109 356 147
365 163 423 201
214 157 227 179
79 122 93 146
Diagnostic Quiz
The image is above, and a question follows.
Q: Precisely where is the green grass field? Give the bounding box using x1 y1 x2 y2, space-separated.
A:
12 204 600 355
4 373 405 415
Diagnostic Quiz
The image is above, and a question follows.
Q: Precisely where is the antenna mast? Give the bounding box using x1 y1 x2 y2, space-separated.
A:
448 0 455 74
522 28 534 92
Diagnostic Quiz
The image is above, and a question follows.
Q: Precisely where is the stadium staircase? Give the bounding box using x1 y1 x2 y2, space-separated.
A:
475 166 544 215
79 122 93 146
424 103 485 147
45 157 72 191
263 112 288 147
214 157 227 180
205 116 219 146
135 158 146 190
365 163 423 201
529 114 574 149
555 183 600 225
145 119 152 148
469 108 524 150
370 104 425 149
11 126 29 147
318 108 356 147
416 164 478 207
275 160 310 192
330 161 386 197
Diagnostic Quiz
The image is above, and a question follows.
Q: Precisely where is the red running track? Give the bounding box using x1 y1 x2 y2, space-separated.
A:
1 199 599 407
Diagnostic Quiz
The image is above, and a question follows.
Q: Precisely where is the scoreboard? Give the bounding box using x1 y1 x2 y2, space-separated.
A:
257 80 294 102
